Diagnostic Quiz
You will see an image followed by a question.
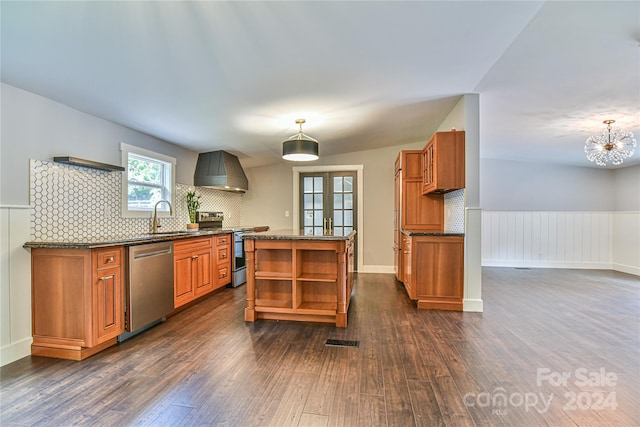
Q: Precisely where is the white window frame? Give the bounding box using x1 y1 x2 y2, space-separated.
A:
120 143 176 218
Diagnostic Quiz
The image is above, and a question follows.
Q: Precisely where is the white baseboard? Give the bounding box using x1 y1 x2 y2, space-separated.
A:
359 265 395 274
612 263 640 277
0 337 32 367
482 260 614 270
463 298 484 312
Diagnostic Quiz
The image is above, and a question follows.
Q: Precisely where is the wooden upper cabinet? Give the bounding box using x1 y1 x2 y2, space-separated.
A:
396 150 444 233
422 130 465 194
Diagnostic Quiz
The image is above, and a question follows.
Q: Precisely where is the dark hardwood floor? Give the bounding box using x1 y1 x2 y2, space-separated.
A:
1 268 639 426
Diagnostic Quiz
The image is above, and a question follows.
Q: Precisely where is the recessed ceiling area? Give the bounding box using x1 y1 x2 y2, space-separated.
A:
1 1 638 168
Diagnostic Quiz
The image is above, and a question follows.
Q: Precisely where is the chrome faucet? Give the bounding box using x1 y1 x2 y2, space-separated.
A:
152 199 172 233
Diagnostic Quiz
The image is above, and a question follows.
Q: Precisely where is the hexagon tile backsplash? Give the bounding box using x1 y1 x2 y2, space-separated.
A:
29 159 242 241
444 189 465 233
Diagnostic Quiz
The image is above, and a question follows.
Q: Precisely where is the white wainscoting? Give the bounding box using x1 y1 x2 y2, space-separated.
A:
0 205 33 366
482 211 640 275
482 211 615 269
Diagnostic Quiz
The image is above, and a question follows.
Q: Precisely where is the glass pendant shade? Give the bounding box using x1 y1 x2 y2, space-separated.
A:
282 119 319 161
585 120 637 166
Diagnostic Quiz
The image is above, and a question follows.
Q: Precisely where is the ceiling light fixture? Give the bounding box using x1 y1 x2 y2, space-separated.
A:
585 120 637 166
282 118 319 161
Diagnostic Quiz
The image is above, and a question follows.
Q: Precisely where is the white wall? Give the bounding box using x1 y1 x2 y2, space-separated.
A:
480 159 639 275
614 165 640 211
1 83 200 206
480 158 615 211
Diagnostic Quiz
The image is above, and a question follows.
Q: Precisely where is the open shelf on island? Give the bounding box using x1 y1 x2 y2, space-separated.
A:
296 273 336 282
296 301 337 313
256 271 292 280
255 279 292 309
255 248 292 277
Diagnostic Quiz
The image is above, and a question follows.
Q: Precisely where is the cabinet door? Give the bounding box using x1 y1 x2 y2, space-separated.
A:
422 142 434 193
402 236 413 299
93 266 124 344
174 252 195 307
193 248 213 296
403 181 443 230
414 237 464 303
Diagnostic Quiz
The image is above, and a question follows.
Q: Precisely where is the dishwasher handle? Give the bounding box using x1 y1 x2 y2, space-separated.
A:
132 246 172 259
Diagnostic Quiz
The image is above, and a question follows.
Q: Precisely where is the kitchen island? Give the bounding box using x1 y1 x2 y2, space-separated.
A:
243 229 356 327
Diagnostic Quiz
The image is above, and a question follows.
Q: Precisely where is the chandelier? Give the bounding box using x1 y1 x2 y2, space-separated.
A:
282 119 319 161
584 120 637 166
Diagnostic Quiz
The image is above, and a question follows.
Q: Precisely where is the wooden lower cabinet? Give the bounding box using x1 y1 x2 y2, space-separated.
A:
215 233 232 287
403 235 464 311
31 247 125 360
174 237 213 308
174 233 232 308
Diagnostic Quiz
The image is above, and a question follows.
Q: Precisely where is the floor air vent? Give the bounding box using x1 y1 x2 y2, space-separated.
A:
325 339 359 347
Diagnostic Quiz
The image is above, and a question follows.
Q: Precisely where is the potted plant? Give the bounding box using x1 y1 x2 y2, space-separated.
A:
186 191 201 230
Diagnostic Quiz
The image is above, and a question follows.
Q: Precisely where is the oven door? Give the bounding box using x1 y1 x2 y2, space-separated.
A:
234 233 246 270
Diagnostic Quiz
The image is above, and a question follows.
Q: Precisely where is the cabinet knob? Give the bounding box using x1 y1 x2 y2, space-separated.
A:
221 253 226 258
192 255 199 260
105 256 115 263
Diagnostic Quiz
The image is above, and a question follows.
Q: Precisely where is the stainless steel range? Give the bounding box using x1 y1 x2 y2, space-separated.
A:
196 211 268 287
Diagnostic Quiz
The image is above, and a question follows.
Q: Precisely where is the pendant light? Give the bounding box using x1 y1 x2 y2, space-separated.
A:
282 118 319 161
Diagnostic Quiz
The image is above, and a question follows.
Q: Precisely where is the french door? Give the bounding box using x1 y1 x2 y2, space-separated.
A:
300 172 357 238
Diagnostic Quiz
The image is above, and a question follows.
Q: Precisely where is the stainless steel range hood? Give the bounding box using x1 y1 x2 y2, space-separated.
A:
194 151 248 193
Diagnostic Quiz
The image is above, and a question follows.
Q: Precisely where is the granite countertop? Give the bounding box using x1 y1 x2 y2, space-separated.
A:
243 229 356 241
401 229 464 237
24 229 233 249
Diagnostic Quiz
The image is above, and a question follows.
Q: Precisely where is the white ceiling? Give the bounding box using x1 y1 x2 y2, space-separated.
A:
2 1 638 169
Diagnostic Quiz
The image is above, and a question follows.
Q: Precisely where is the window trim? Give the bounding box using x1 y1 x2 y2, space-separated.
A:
120 143 176 218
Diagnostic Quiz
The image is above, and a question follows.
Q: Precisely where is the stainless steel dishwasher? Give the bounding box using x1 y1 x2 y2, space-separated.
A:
119 241 174 342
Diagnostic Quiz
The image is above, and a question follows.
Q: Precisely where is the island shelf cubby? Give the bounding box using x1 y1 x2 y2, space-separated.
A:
244 231 355 327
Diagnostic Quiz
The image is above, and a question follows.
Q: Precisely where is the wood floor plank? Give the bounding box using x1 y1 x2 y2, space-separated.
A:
357 393 387 427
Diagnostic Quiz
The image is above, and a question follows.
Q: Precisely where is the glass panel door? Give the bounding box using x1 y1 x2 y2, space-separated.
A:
300 171 357 263
331 174 355 237
300 172 358 265
302 174 325 236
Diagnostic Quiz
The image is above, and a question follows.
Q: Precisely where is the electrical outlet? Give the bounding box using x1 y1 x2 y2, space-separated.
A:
285 210 290 217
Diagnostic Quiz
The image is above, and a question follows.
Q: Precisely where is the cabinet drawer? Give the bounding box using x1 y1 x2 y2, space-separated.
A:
174 237 212 254
96 249 121 269
217 247 229 262
216 234 230 246
217 266 230 281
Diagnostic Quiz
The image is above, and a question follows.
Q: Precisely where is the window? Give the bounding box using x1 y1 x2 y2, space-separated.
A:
121 143 176 218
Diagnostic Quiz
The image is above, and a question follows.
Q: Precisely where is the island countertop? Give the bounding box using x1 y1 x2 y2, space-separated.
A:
243 229 356 241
